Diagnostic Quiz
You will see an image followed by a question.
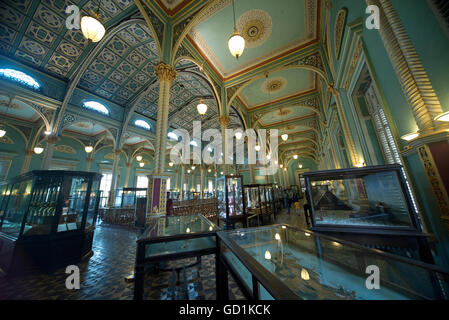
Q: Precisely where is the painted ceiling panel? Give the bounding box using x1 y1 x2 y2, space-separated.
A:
190 0 317 77
240 68 315 107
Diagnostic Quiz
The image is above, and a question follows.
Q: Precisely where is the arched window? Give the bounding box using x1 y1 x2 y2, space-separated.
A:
83 101 109 115
167 132 178 140
135 119 151 130
0 68 40 89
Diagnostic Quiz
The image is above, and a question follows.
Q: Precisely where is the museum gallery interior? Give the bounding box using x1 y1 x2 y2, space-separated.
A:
0 0 449 301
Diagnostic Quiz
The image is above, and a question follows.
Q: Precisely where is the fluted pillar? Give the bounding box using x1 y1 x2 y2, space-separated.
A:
21 149 34 174
219 115 230 175
40 135 59 170
367 0 444 132
108 149 121 207
124 162 132 187
154 63 177 174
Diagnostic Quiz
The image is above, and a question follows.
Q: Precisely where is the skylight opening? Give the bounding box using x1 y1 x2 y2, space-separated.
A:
168 132 178 140
0 68 40 89
135 119 151 130
83 101 109 115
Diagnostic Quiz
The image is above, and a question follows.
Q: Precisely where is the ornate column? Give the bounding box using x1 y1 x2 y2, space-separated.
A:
21 149 34 174
219 115 230 175
329 86 359 167
154 63 177 174
124 162 132 187
200 166 204 198
180 165 185 200
174 166 179 192
86 156 94 172
40 135 59 170
250 164 256 184
367 0 444 132
107 149 121 207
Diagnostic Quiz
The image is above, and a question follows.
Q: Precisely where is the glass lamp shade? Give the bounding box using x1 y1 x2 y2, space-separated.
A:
85 146 94 153
298 164 303 169
139 162 145 167
281 134 288 141
293 155 298 159
235 131 242 140
44 130 51 136
255 145 261 152
228 30 245 59
208 169 212 173
81 16 105 43
197 100 208 115
264 250 271 260
169 162 174 167
301 268 310 281
0 129 6 138
34 147 44 155
136 155 143 162
280 164 284 168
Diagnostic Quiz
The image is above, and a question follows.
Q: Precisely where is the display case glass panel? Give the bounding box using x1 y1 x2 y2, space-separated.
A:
218 225 449 300
58 177 88 232
217 176 245 227
304 165 419 231
140 214 218 258
23 176 62 236
1 179 33 237
86 180 101 229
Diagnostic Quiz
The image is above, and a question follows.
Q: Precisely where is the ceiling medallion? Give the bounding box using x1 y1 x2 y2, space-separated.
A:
278 108 291 116
236 9 272 48
262 77 287 94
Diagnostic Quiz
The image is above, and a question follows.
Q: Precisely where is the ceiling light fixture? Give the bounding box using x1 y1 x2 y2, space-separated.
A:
136 155 143 162
139 162 145 168
0 128 5 138
255 145 261 152
169 162 174 167
44 130 51 136
293 155 298 159
34 147 44 155
80 0 105 43
85 145 94 153
197 98 208 115
281 134 289 141
235 131 242 140
228 0 245 59
298 164 303 169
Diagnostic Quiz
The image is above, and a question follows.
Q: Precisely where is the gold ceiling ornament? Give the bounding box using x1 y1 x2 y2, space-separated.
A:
262 77 287 94
218 115 230 128
236 9 272 48
278 108 291 116
154 62 177 82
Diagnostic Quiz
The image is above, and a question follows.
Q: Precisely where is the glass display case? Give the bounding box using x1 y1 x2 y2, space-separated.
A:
112 187 148 228
272 184 283 213
217 175 245 229
302 165 421 233
217 225 449 300
134 214 219 300
0 170 102 274
244 184 275 226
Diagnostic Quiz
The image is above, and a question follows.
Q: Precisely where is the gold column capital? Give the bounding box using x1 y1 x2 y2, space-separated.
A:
114 149 122 156
155 62 177 82
218 115 230 128
25 149 34 156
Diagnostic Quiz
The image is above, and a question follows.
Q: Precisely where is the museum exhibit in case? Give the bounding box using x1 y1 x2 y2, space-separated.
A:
302 165 434 262
134 214 219 300
217 175 246 229
273 184 283 213
217 225 449 300
114 187 148 228
0 170 102 274
244 184 275 226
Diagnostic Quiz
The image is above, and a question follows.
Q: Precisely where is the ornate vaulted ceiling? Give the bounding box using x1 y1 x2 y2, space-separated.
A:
189 0 319 79
0 0 137 79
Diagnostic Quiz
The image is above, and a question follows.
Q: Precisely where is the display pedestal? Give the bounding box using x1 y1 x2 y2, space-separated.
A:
146 175 169 219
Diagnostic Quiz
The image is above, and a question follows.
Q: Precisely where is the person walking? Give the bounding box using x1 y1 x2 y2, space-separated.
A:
284 191 291 215
292 192 299 213
303 191 311 226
